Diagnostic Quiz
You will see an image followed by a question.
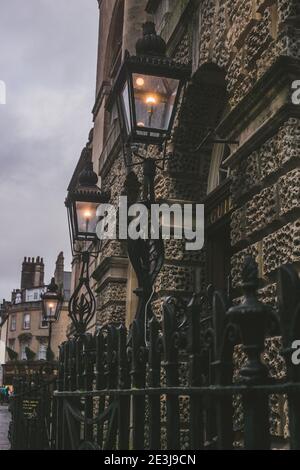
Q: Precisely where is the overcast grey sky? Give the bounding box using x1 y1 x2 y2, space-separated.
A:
0 0 99 300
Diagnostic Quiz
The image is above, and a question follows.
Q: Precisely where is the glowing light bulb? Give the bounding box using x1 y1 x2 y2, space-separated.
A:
48 303 54 315
136 77 145 87
84 210 92 219
146 96 156 105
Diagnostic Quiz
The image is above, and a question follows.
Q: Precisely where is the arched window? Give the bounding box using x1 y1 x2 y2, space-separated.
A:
207 142 231 194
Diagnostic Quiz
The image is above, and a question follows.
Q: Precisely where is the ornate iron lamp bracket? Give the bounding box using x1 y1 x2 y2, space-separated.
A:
68 251 96 337
125 163 164 345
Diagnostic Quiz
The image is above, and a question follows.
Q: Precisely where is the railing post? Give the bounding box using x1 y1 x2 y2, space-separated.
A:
83 334 95 443
117 325 130 450
56 343 65 449
162 298 180 450
148 316 161 449
95 329 105 447
227 256 273 450
130 320 147 450
76 336 84 391
63 339 81 450
11 377 23 449
69 338 77 392
104 326 118 450
186 295 204 450
63 341 70 391
278 264 300 449
212 290 237 449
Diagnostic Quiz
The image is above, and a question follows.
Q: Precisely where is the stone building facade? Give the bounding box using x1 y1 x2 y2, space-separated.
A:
70 0 300 335
0 300 9 385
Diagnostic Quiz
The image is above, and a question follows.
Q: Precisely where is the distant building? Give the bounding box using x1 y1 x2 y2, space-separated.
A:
0 300 9 385
3 253 71 383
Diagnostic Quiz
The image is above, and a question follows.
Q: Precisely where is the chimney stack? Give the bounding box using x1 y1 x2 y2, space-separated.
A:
54 252 64 288
21 256 45 289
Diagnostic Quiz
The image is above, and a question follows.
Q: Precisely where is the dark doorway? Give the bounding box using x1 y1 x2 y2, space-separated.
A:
205 180 232 293
206 222 231 292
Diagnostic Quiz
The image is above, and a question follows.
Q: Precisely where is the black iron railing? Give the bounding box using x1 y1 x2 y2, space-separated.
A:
10 257 300 450
9 373 57 450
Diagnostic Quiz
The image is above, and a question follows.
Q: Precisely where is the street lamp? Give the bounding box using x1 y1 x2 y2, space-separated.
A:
108 22 190 341
65 24 189 339
65 157 109 336
110 21 190 170
41 278 63 360
66 160 108 247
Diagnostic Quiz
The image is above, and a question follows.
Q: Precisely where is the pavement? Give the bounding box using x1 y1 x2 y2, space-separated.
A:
0 405 10 450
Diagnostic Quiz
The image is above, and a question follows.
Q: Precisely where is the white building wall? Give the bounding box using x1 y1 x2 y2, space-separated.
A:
0 320 8 385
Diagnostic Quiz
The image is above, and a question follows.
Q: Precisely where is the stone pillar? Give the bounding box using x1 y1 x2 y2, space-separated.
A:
122 0 151 56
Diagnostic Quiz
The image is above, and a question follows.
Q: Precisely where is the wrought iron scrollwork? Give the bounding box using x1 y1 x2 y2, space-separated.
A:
68 251 96 336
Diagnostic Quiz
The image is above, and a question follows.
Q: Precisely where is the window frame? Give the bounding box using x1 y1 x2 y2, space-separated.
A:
8 338 15 351
20 342 29 361
38 343 47 361
10 314 16 332
23 312 31 330
40 312 48 329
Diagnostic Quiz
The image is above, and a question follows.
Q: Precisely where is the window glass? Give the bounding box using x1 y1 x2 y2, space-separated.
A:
133 74 179 131
207 144 231 194
38 343 47 361
40 313 48 329
10 315 16 331
23 313 30 330
20 343 29 360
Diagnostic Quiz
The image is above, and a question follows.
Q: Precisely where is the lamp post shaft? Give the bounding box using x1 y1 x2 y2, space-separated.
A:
47 321 54 361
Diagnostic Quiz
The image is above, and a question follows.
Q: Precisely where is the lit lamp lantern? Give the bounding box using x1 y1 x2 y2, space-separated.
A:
65 158 109 247
41 278 63 323
110 22 191 154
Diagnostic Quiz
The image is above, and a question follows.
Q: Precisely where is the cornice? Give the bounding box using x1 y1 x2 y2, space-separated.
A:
224 103 300 168
92 256 128 283
92 80 111 120
217 56 300 167
99 133 122 179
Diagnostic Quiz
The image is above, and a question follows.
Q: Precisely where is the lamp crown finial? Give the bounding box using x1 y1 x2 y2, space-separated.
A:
143 21 156 35
136 21 166 57
78 160 98 187
48 277 58 292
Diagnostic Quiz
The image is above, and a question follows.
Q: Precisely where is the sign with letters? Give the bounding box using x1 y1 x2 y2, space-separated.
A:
22 399 40 419
206 195 233 228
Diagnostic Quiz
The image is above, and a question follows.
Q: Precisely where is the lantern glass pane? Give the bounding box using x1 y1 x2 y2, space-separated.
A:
44 299 58 321
121 81 131 134
132 74 180 132
75 201 99 236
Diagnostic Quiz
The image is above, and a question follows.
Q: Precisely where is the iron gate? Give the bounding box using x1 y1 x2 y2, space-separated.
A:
9 373 57 450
